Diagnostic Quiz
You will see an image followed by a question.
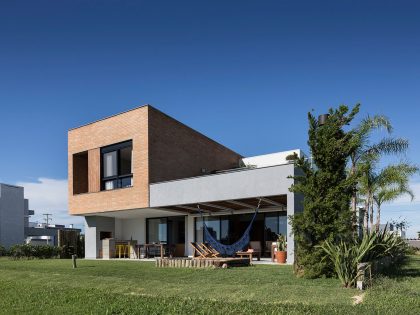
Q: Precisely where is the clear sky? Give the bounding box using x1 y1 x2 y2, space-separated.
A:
1 1 419 236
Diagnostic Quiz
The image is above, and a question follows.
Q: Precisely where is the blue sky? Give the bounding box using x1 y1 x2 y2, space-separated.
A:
0 1 419 236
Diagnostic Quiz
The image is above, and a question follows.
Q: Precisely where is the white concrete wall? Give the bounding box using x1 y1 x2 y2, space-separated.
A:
150 164 295 207
119 218 146 243
242 149 303 168
84 216 115 259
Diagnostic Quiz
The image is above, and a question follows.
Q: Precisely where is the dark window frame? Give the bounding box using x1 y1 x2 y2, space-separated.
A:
194 211 287 244
100 140 133 191
146 216 187 245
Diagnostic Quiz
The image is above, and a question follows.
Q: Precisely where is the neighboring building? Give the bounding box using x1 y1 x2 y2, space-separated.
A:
68 105 303 263
25 223 82 246
0 183 33 248
378 223 406 239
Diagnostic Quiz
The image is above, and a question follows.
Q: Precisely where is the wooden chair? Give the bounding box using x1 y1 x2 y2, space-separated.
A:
248 241 261 261
201 243 220 258
190 242 210 258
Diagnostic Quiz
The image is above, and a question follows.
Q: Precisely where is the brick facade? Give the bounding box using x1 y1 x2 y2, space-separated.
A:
68 105 242 215
148 107 242 183
68 106 149 215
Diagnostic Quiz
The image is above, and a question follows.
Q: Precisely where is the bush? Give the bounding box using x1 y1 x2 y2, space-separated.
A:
8 244 61 259
320 229 409 287
0 244 7 257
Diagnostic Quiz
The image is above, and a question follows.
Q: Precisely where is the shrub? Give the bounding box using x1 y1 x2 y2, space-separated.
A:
320 230 409 287
0 244 7 257
8 244 61 259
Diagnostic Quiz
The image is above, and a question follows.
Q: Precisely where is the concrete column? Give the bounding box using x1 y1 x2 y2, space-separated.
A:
84 216 115 259
286 191 303 265
186 215 195 256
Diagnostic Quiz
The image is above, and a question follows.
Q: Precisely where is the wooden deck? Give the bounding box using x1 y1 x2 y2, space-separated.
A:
155 257 250 268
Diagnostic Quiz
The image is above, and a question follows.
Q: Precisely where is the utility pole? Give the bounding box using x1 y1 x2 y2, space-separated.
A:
43 213 53 226
42 213 52 245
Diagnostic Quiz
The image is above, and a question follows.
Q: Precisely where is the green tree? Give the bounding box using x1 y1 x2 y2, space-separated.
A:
348 115 391 217
349 115 409 225
289 105 358 278
359 159 418 231
372 163 418 230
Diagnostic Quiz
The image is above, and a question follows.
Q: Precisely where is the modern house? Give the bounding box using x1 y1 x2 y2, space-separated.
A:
0 183 34 248
68 105 303 263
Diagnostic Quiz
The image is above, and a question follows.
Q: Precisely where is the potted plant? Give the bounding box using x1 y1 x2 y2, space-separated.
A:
275 234 287 264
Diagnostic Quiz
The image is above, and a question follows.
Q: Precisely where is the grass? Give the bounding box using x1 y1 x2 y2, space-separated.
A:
0 256 419 314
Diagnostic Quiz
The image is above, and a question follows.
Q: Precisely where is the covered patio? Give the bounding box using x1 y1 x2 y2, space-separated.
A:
84 163 302 264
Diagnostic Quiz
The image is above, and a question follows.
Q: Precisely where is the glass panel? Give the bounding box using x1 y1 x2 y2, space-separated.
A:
205 217 220 241
265 213 278 241
147 218 167 243
220 217 229 244
104 180 115 190
121 176 133 188
119 146 132 175
195 218 204 243
168 216 185 244
103 151 117 177
279 214 287 238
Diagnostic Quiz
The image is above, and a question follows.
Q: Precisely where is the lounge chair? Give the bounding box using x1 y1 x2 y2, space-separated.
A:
190 242 211 258
201 243 221 258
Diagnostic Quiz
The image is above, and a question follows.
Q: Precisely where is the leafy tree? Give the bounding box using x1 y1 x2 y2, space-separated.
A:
359 158 418 231
372 163 418 230
289 105 358 278
348 115 393 219
348 115 409 228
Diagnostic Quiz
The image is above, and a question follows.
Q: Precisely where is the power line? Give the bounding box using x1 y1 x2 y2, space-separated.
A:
42 213 53 225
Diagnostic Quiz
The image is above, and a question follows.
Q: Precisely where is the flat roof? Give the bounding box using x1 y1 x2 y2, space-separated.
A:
68 104 151 131
0 183 23 189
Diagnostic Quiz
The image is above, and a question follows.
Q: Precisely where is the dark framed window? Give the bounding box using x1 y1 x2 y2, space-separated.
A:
101 140 133 191
146 216 186 245
194 211 287 244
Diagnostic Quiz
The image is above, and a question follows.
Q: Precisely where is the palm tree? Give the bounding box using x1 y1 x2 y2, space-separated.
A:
357 156 376 231
372 163 418 230
350 114 409 230
349 115 393 216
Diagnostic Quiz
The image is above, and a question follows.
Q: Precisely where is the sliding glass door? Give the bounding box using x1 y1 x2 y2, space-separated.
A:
146 216 185 245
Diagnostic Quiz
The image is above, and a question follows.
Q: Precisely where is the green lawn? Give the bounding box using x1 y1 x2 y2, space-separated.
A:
0 256 419 314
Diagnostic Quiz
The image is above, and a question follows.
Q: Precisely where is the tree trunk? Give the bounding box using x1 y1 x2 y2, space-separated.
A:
376 205 381 232
351 164 357 228
364 199 369 231
369 196 374 230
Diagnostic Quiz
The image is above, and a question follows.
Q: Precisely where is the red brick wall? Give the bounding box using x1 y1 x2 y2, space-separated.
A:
148 107 242 183
88 148 100 193
68 106 149 215
68 105 242 215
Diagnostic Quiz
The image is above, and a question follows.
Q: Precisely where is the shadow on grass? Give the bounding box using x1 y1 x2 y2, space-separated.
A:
381 256 420 279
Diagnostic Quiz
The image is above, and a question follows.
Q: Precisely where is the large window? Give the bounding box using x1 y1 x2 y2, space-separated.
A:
147 216 186 244
101 140 133 191
147 218 168 243
264 212 287 241
195 211 287 244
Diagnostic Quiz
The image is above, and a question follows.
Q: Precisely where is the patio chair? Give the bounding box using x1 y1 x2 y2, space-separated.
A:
190 242 211 258
201 243 221 258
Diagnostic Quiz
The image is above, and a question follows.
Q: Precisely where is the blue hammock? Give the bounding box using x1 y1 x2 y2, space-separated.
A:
199 201 261 256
